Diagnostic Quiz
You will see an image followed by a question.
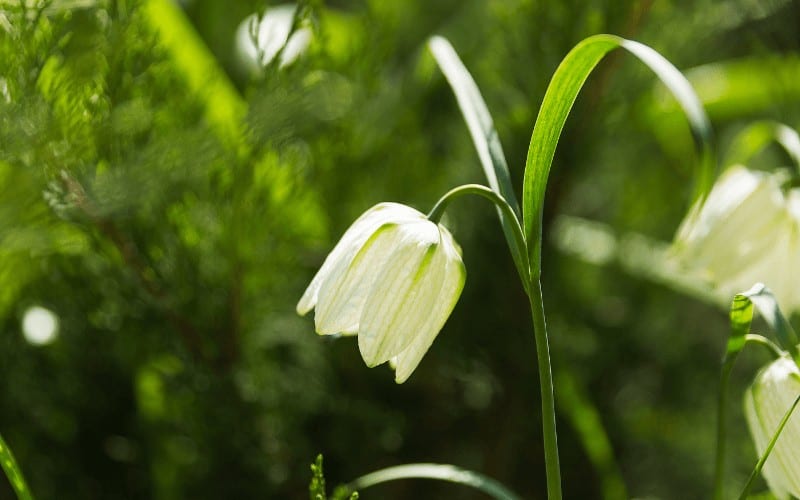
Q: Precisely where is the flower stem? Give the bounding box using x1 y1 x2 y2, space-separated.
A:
713 334 783 500
529 277 562 500
429 183 561 499
428 184 531 291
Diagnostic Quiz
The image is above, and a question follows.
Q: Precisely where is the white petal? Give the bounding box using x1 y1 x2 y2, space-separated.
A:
314 222 400 334
297 203 423 316
745 385 789 500
672 165 797 305
784 193 800 312
745 358 800 498
357 220 441 366
681 173 783 273
393 225 466 383
723 212 795 310
675 165 761 245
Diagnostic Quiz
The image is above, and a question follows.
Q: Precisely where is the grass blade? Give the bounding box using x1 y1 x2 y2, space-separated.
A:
427 36 520 216
345 463 521 500
428 36 529 281
0 433 33 500
522 34 714 270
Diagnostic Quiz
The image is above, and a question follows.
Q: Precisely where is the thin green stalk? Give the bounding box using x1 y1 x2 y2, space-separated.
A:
529 278 561 500
428 183 531 290
715 336 782 497
738 393 800 500
428 183 560 499
714 354 736 500
714 287 790 500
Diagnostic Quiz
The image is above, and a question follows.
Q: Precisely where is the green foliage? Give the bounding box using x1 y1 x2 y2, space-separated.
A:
1 0 800 498
309 455 358 500
309 454 326 500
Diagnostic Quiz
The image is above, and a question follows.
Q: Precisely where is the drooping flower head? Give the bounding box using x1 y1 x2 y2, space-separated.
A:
297 202 466 383
672 165 800 311
745 357 800 499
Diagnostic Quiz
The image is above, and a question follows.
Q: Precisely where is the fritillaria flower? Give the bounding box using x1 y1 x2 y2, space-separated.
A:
297 202 466 383
673 165 800 311
744 356 800 499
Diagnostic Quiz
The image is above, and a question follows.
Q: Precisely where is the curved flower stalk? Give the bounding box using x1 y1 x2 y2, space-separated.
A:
673 165 800 312
744 356 800 500
297 202 466 383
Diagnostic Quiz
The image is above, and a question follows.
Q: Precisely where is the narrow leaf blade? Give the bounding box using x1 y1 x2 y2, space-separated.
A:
0 433 33 500
522 34 715 268
347 463 521 500
428 36 529 281
428 36 520 215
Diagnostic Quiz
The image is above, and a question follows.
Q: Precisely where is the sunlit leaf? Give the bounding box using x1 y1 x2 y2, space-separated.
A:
141 0 248 150
0 433 34 500
346 463 521 500
428 36 529 282
522 34 714 269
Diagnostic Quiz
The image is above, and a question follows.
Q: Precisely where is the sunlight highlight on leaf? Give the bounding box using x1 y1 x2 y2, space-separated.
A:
0 433 33 500
346 463 521 500
522 34 714 270
428 36 528 282
142 0 247 150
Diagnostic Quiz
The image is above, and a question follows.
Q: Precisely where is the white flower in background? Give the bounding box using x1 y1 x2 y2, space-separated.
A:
297 202 466 383
745 357 800 499
672 165 800 311
235 4 312 72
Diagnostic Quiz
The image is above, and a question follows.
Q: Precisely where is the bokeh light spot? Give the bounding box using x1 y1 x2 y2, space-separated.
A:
22 306 59 346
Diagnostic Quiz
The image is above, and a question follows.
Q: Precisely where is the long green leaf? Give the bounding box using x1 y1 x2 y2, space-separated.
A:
724 121 800 170
522 34 714 270
428 36 528 281
427 36 520 216
345 463 521 500
737 284 800 363
0 433 33 500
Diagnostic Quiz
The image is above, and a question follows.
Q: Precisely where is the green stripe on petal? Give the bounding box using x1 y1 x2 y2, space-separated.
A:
315 223 400 335
297 203 424 315
358 222 441 367
394 227 466 383
746 358 800 498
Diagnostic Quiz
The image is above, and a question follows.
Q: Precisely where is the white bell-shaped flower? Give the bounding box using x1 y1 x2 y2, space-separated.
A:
297 202 466 383
744 356 800 500
672 165 800 311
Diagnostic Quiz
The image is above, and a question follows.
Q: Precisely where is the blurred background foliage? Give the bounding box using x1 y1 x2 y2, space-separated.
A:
1 0 799 498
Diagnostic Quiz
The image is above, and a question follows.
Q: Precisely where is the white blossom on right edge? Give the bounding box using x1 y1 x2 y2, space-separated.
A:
672 165 800 312
745 357 800 500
